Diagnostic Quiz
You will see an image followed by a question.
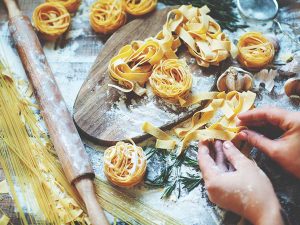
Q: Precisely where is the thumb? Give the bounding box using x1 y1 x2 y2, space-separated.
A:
238 130 279 157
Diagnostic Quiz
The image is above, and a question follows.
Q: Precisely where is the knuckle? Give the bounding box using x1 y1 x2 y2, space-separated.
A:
269 146 281 159
250 135 260 147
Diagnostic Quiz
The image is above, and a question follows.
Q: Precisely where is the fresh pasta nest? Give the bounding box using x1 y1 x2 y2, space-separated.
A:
46 0 81 13
32 2 71 41
104 141 147 187
149 59 192 103
90 0 127 34
108 38 164 96
108 5 236 99
123 0 157 16
237 32 275 70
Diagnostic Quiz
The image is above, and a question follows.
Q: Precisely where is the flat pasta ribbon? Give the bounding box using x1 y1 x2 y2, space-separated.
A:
237 32 275 70
149 59 192 103
32 2 71 41
122 0 157 16
166 5 236 67
90 0 127 34
142 122 176 149
46 0 81 13
108 5 236 97
142 91 256 155
108 38 165 95
104 141 147 187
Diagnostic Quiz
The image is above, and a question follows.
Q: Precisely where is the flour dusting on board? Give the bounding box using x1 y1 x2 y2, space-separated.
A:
1 1 300 224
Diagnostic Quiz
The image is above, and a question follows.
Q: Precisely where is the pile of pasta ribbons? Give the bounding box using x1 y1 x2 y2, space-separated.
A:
46 0 81 13
89 0 157 34
32 0 81 41
237 32 275 70
104 140 147 187
108 5 236 102
90 0 127 34
32 2 71 41
142 91 256 155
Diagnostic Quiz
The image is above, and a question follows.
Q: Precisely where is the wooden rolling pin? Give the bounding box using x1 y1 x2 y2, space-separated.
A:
3 0 109 224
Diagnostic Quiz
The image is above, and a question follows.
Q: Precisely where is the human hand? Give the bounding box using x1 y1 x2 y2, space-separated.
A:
198 140 283 225
237 107 300 178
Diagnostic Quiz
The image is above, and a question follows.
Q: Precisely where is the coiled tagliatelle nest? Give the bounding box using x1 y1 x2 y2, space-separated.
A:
123 0 157 16
149 59 192 103
108 38 164 96
46 0 81 13
90 0 127 34
104 141 147 187
32 2 71 41
237 32 275 70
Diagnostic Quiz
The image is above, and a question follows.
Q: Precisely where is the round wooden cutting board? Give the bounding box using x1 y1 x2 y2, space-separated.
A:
73 7 224 145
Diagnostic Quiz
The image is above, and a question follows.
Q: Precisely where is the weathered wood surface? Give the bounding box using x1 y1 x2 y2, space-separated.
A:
73 6 219 145
1 0 300 225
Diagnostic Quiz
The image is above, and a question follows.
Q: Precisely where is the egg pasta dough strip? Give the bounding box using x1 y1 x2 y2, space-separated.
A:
237 32 275 70
32 2 71 41
108 5 236 99
149 59 192 103
46 0 81 13
90 0 126 34
123 0 157 16
142 91 256 155
104 140 147 187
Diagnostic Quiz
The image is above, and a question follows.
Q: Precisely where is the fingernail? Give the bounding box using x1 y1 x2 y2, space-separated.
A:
223 141 232 149
239 131 248 138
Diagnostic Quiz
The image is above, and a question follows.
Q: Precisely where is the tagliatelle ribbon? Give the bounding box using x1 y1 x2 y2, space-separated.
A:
122 0 157 16
89 0 127 34
108 5 236 98
149 59 192 103
108 38 165 95
166 5 237 67
142 122 176 150
46 0 81 13
32 2 71 41
103 140 147 187
237 32 275 70
142 91 256 155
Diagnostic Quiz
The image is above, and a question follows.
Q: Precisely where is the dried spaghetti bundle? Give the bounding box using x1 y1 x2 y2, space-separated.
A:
149 59 192 103
122 0 157 16
237 32 275 70
166 5 236 67
46 0 81 13
32 2 70 41
108 38 164 95
90 0 126 34
104 141 147 187
0 57 89 224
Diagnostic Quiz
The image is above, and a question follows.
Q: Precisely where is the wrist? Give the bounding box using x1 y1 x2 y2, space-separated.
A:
252 202 283 225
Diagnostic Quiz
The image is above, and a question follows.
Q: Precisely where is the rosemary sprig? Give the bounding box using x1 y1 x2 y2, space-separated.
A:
161 181 177 199
181 173 202 192
145 145 202 198
159 0 247 31
183 155 199 169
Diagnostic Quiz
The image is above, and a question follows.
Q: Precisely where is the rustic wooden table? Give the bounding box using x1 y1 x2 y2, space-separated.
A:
1 0 300 225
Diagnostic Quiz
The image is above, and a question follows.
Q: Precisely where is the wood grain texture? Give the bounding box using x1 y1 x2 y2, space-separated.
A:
73 7 222 145
8 15 94 183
